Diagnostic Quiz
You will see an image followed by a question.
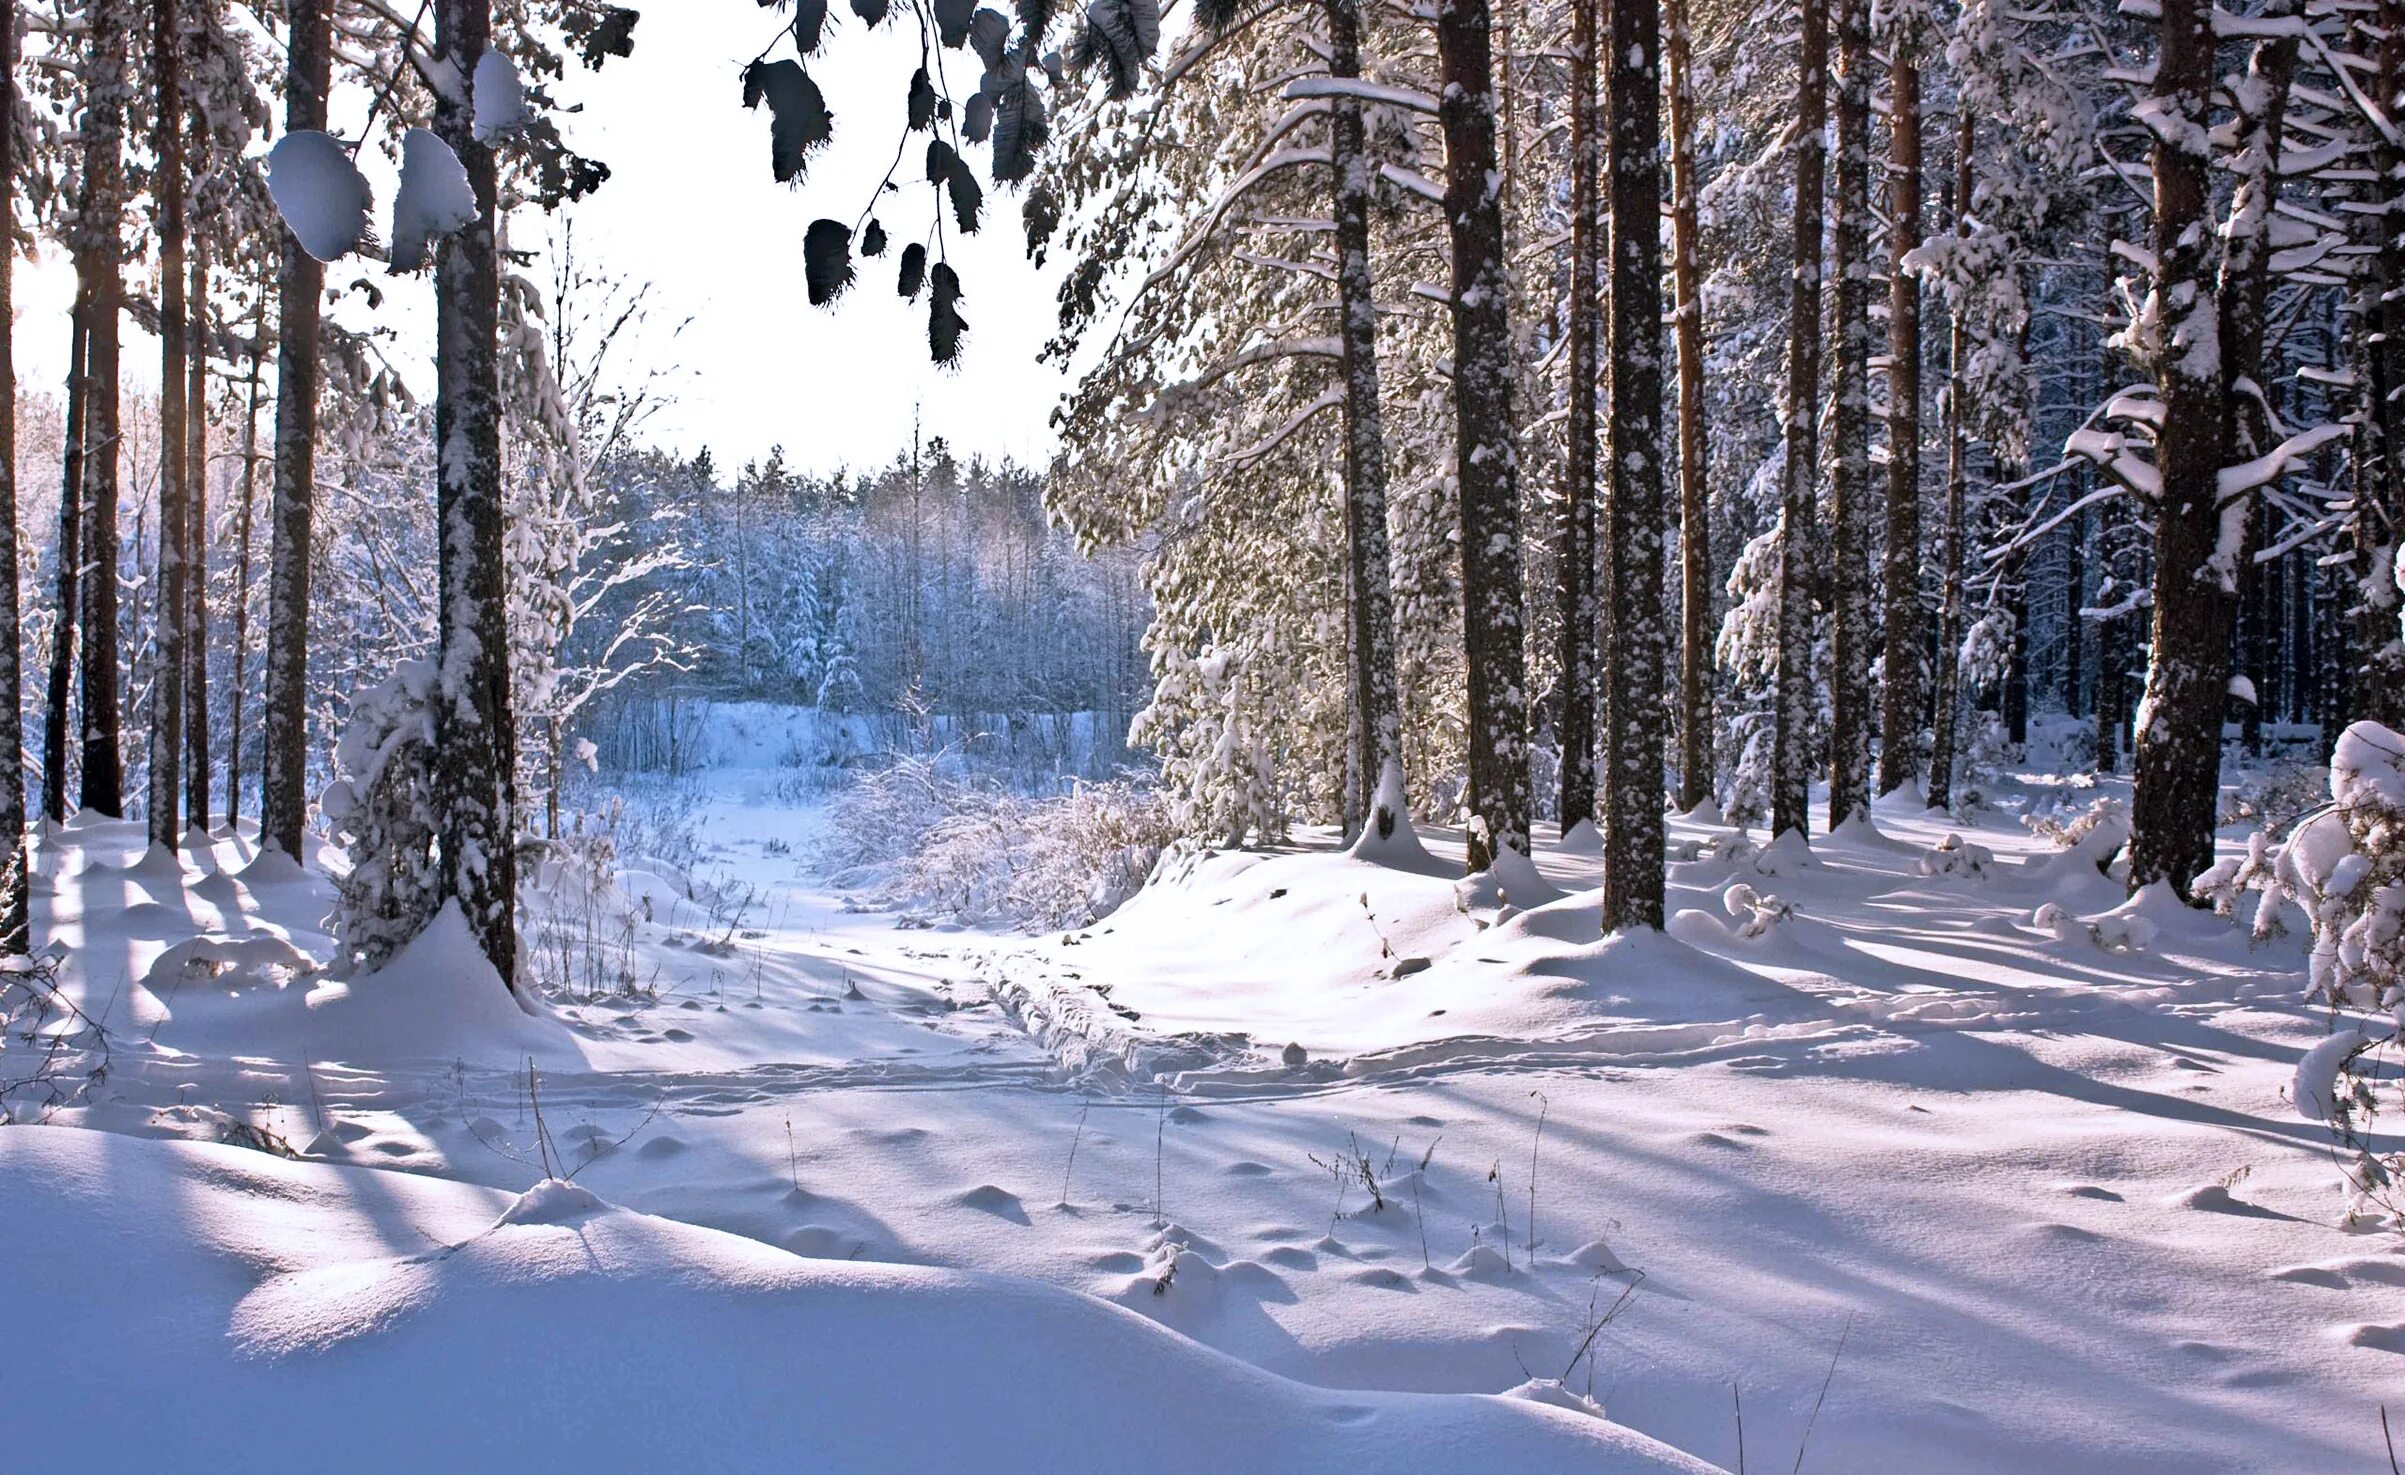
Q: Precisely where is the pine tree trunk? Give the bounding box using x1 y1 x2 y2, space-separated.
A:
1601 0 1665 928
1328 0 1403 836
1667 0 1712 812
2064 505 2086 718
0 0 25 952
2127 0 2230 896
75 0 129 820
260 0 328 860
1770 0 1827 841
45 292 86 826
2349 0 2405 722
2004 556 2028 744
1825 0 1873 829
2239 503 2267 757
1437 0 1532 872
433 0 520 986
148 0 187 855
1876 19 1923 796
228 328 262 826
187 242 211 832
2290 542 2313 725
1557 0 1600 835
2221 0 2295 767
1926 113 1970 811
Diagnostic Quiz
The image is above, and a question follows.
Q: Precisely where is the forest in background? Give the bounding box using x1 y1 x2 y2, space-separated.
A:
0 0 2397 984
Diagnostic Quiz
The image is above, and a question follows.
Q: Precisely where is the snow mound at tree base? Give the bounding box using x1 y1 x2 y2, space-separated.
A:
0 1127 1714 1475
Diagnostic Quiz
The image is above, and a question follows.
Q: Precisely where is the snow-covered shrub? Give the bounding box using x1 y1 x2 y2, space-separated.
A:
815 755 971 881
1915 832 1994 880
321 661 442 975
1718 882 1792 939
0 953 106 1122
2238 721 2405 1227
2218 759 2326 838
819 761 1174 930
1953 709 2013 810
2025 793 2129 852
519 818 643 1001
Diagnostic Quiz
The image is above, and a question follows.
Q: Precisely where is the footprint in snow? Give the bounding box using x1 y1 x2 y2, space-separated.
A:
1261 1246 1318 1272
1222 1160 1272 1177
636 1134 686 1159
2341 1323 2405 1354
2061 1184 2124 1202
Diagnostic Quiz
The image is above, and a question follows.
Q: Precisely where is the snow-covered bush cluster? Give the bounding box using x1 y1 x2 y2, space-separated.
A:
1914 833 1995 881
322 662 442 974
818 757 1172 929
2229 721 2405 1226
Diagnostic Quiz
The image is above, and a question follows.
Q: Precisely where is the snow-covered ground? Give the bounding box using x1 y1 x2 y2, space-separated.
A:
3 754 2399 1472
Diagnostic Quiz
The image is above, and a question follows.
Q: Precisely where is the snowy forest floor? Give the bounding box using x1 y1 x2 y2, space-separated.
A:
5 753 2401 1472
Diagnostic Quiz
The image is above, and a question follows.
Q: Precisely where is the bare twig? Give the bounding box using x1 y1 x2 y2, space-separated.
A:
1560 1270 1646 1381
1792 1313 1856 1475
1528 1089 1548 1253
1733 1382 1747 1475
1061 1098 1090 1206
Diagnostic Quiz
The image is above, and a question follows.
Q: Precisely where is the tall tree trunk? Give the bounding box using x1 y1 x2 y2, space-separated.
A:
260 0 328 861
228 326 263 827
1825 0 1872 829
187 242 211 833
2064 505 2086 718
2290 542 2312 725
433 0 519 986
1876 16 1923 796
2226 0 2297 770
2239 503 2268 756
1328 0 1403 837
1557 0 1600 834
1436 0 1532 872
148 0 187 855
2004 553 2028 743
2127 0 2230 896
1769 0 1827 840
75 0 129 820
1926 113 1970 811
45 292 86 825
1601 0 1665 927
2350 0 2405 723
1667 0 1711 811
0 0 25 952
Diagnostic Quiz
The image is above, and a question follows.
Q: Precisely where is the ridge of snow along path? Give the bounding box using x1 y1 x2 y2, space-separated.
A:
8 735 2404 1472
0 1129 1710 1474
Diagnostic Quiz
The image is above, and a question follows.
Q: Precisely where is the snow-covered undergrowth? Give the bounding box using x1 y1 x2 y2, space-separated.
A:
5 762 2402 1472
818 755 1171 929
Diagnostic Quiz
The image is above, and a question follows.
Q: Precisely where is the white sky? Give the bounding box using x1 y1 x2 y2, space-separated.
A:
17 9 1073 478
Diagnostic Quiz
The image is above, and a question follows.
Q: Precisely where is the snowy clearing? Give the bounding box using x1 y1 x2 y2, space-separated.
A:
5 758 2398 1473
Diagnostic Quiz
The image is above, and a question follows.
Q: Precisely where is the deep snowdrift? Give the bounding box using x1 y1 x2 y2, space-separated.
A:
0 1127 1712 1474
